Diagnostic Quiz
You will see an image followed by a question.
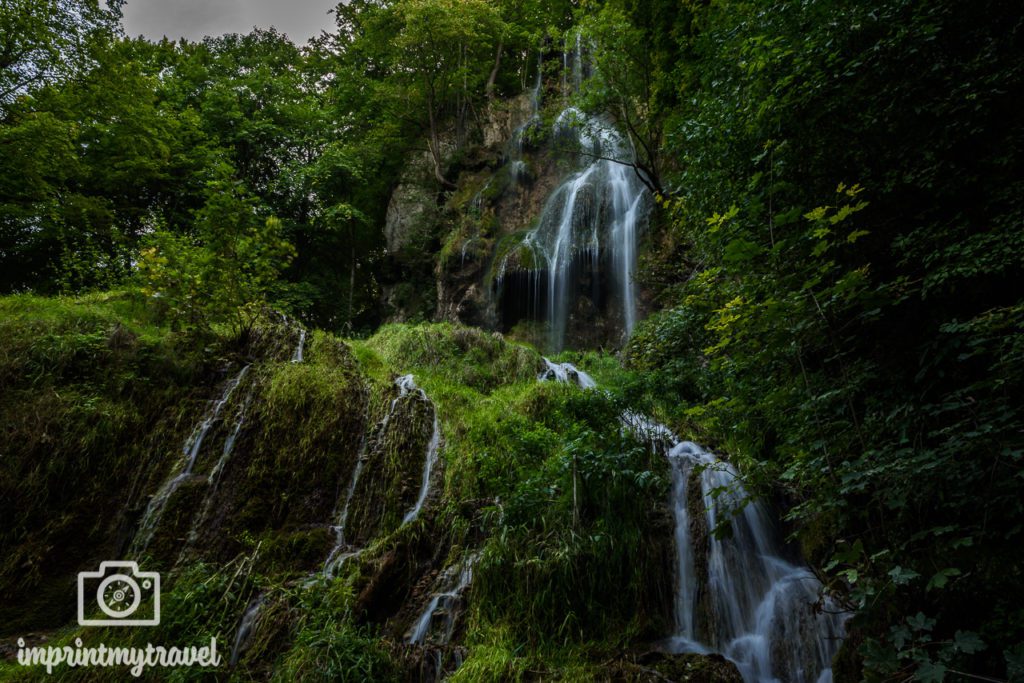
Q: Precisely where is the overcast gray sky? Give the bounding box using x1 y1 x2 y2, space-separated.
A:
121 0 339 44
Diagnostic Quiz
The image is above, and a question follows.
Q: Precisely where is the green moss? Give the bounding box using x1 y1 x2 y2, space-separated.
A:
485 232 543 288
450 625 601 683
344 376 435 544
256 527 334 575
0 292 214 634
360 322 542 395
1 299 678 679
260 362 355 462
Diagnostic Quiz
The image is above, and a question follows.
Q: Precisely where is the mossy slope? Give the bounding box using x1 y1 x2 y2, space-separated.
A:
0 298 706 681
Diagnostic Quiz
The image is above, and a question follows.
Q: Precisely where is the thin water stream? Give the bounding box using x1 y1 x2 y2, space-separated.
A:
132 365 250 553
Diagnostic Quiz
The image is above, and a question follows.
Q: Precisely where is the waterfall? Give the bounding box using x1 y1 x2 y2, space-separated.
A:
407 553 479 646
488 44 646 352
291 328 306 363
504 51 543 186
230 594 264 667
501 107 647 352
323 374 440 577
182 385 255 553
667 442 845 683
323 445 367 578
323 375 413 577
406 553 480 681
562 41 568 96
323 447 367 576
562 32 586 97
539 366 844 683
372 374 442 527
401 384 442 525
132 365 249 553
210 390 252 484
572 33 584 93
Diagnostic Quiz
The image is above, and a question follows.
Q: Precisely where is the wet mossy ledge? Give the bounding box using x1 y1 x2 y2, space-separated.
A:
0 292 687 681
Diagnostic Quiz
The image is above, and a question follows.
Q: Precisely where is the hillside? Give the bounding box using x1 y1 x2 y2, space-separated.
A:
1 0 1022 681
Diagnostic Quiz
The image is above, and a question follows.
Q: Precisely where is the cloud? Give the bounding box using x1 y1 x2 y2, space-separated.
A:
121 0 337 43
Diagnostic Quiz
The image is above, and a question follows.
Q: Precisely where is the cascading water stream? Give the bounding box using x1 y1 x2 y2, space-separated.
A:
503 51 543 187
230 594 264 667
539 357 596 388
401 379 442 525
322 374 441 577
539 361 844 683
132 365 249 553
405 553 480 682
291 328 306 363
209 389 252 485
322 375 415 577
322 448 367 576
667 442 845 683
572 33 584 93
322 439 368 578
181 386 255 554
499 107 647 352
407 553 480 646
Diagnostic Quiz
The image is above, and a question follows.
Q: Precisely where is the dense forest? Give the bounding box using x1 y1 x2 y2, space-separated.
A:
1 0 1022 681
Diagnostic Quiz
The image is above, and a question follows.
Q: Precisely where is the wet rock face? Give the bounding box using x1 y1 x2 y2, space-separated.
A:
142 332 371 575
346 389 437 545
435 143 564 332
385 173 438 255
482 92 534 149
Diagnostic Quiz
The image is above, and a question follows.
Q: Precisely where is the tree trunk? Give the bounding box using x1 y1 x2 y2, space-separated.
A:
347 223 356 332
427 106 456 190
485 39 503 99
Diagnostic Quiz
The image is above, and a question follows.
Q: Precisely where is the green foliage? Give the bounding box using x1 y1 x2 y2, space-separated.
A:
136 178 295 332
273 581 397 682
617 0 1024 679
470 390 668 644
0 0 123 108
0 292 210 634
3 0 1023 679
575 0 693 193
355 323 671 667
363 322 542 394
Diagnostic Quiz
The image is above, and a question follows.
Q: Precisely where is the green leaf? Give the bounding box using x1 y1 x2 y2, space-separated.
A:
926 568 961 591
804 206 828 221
888 566 921 586
723 238 763 263
907 612 936 632
953 631 985 654
1006 644 1024 680
914 661 946 683
891 624 911 649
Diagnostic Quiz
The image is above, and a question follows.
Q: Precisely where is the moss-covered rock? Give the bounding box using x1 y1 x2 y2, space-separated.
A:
638 650 744 682
0 299 701 682
0 293 214 633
